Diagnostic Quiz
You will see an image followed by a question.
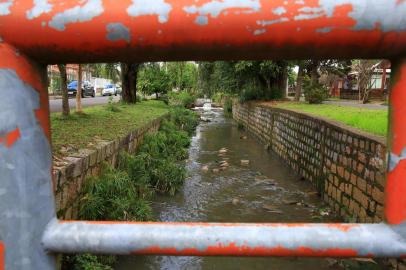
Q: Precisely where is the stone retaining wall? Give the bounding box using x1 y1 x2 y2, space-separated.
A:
52 115 166 219
233 102 387 223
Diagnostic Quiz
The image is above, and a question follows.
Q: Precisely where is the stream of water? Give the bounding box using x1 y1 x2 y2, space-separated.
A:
116 107 382 270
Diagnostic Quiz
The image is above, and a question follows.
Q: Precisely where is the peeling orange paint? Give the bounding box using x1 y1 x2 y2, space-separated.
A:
0 44 50 140
132 243 359 257
0 128 21 148
0 242 4 270
387 60 406 225
0 0 405 62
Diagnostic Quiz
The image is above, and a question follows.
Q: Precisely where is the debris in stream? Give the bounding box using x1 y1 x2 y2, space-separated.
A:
232 198 240 205
219 160 229 168
283 199 300 205
262 204 283 214
241 160 250 166
352 258 377 264
200 116 211 122
218 148 228 154
240 135 247 140
212 168 220 173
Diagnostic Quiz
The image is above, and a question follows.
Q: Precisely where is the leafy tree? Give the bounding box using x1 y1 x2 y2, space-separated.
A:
138 63 170 99
197 60 291 101
166 62 198 93
104 63 121 83
353 60 381 103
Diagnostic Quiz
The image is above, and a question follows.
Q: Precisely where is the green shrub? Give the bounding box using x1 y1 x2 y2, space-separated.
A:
79 166 152 221
136 94 144 102
106 96 120 112
223 98 233 115
212 92 224 103
168 107 199 135
159 94 169 105
168 91 195 108
303 77 327 104
67 107 197 270
62 254 114 270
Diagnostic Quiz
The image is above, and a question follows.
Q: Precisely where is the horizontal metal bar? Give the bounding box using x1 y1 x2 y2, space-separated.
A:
42 219 406 258
1 0 406 62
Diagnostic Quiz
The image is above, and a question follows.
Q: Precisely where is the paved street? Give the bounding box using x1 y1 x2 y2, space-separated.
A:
323 100 388 110
49 96 121 112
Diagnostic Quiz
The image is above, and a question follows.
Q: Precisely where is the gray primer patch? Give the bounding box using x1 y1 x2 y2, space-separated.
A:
257 17 289 27
0 0 13 16
253 28 266 35
272 6 286 16
195 15 209 25
0 69 55 269
389 148 406 172
184 0 261 24
106 23 131 43
295 0 406 32
127 0 172 24
316 27 333 33
48 0 104 31
26 0 53 20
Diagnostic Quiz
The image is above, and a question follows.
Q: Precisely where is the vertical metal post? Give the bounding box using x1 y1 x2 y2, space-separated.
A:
387 59 406 225
0 43 56 269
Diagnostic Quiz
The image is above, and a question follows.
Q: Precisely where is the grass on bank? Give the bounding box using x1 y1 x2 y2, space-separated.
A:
273 102 388 136
62 108 199 270
51 100 169 154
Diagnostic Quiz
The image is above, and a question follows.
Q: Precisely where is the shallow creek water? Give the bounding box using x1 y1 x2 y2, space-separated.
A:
116 108 382 270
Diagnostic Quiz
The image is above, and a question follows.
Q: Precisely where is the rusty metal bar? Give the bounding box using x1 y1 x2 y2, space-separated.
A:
386 59 406 225
43 220 406 258
0 0 406 62
0 44 56 270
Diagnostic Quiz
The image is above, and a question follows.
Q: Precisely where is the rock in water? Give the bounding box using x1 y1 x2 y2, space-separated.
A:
212 168 220 173
201 165 209 172
232 198 240 205
241 160 250 166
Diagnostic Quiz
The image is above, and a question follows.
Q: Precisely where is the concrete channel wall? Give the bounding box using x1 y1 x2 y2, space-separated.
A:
233 102 387 223
52 115 166 219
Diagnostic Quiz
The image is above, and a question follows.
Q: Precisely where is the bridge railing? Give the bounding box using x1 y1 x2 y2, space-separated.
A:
1 1 406 269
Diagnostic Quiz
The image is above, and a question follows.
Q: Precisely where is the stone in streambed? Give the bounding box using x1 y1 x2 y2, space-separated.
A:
232 198 240 205
241 160 250 166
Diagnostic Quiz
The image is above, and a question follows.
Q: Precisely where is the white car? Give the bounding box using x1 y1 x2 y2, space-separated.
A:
102 84 117 96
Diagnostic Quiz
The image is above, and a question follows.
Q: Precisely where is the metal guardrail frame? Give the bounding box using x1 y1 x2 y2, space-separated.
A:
1 1 406 269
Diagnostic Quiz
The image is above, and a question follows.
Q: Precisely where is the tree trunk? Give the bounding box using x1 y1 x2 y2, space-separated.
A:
155 92 159 99
294 64 304 101
310 60 320 86
76 64 83 113
121 63 139 103
280 64 288 99
57 64 70 116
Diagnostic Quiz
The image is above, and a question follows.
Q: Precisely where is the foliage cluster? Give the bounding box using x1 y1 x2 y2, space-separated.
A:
168 91 196 108
63 108 198 269
303 76 328 104
198 61 291 101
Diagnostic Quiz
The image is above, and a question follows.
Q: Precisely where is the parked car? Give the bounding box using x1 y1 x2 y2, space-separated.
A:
102 84 117 96
67 81 95 98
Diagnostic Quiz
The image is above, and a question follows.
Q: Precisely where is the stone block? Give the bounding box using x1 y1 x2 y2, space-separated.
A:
372 188 385 205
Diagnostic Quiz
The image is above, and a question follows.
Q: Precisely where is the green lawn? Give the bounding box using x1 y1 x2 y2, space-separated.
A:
273 102 388 136
51 100 169 154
